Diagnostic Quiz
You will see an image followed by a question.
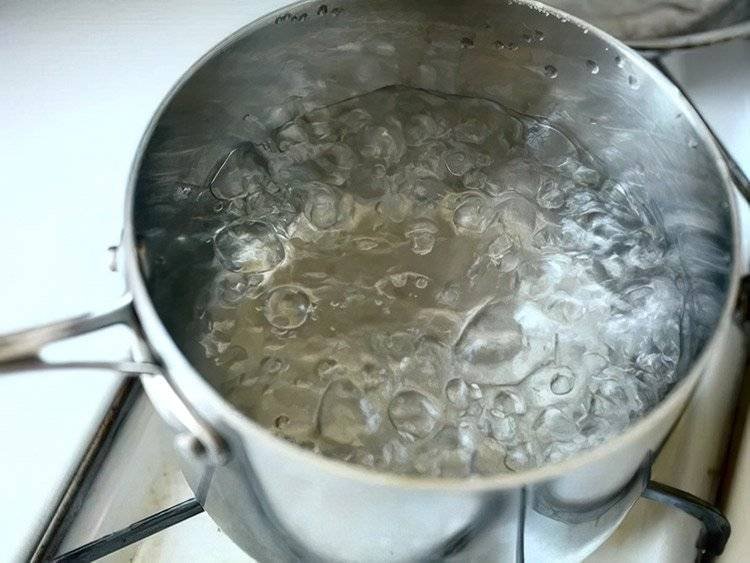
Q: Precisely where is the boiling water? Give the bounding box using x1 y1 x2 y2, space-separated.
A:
195 85 686 477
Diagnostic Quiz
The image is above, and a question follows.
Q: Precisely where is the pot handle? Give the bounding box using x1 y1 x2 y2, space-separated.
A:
642 480 731 560
0 294 158 375
0 294 229 465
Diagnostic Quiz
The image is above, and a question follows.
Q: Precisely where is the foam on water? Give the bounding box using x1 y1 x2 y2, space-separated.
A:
194 85 687 477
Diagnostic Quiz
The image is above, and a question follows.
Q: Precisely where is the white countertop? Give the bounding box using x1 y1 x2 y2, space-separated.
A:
0 1 289 560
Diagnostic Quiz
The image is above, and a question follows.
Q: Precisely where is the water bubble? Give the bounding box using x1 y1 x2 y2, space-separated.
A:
298 440 321 455
405 220 438 256
537 179 566 209
626 243 665 269
324 142 358 172
505 444 533 471
455 118 491 145
533 407 577 441
304 183 343 229
390 273 409 288
174 183 193 200
319 379 380 445
490 412 517 442
274 414 290 428
463 169 488 191
209 146 267 200
544 65 558 78
276 122 308 150
456 303 524 367
572 165 601 187
217 345 248 375
688 138 698 149
445 378 470 409
263 286 311 330
460 37 475 49
615 55 624 68
371 330 416 360
551 372 575 395
547 298 585 323
453 195 491 233
444 150 473 176
498 196 538 242
415 425 473 477
361 362 387 389
316 359 338 378
586 60 599 74
488 233 513 265
339 108 372 133
534 30 544 41
533 223 564 249
405 114 440 146
317 4 328 15
214 220 285 273
354 451 375 468
437 281 461 306
457 419 480 447
543 441 581 464
494 40 505 50
474 438 506 474
355 238 380 251
359 124 406 166
260 356 285 375
493 389 526 414
628 75 639 89
375 192 414 223
526 124 577 168
380 438 409 468
388 390 440 440
217 272 263 304
523 32 532 43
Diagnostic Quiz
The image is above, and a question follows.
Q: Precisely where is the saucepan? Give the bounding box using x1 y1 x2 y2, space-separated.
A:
1 0 748 561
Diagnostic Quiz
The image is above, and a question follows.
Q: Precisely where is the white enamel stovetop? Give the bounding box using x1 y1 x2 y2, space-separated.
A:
1 2 748 562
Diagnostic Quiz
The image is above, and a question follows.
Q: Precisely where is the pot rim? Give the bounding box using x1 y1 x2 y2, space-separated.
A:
123 0 743 492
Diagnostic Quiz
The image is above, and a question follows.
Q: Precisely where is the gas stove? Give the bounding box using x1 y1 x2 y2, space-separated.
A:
19 18 750 563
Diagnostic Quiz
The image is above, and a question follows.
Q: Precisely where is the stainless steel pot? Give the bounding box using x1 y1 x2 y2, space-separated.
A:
2 1 748 561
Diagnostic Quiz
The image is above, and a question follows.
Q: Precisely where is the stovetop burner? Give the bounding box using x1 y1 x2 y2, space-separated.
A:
33 382 735 563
